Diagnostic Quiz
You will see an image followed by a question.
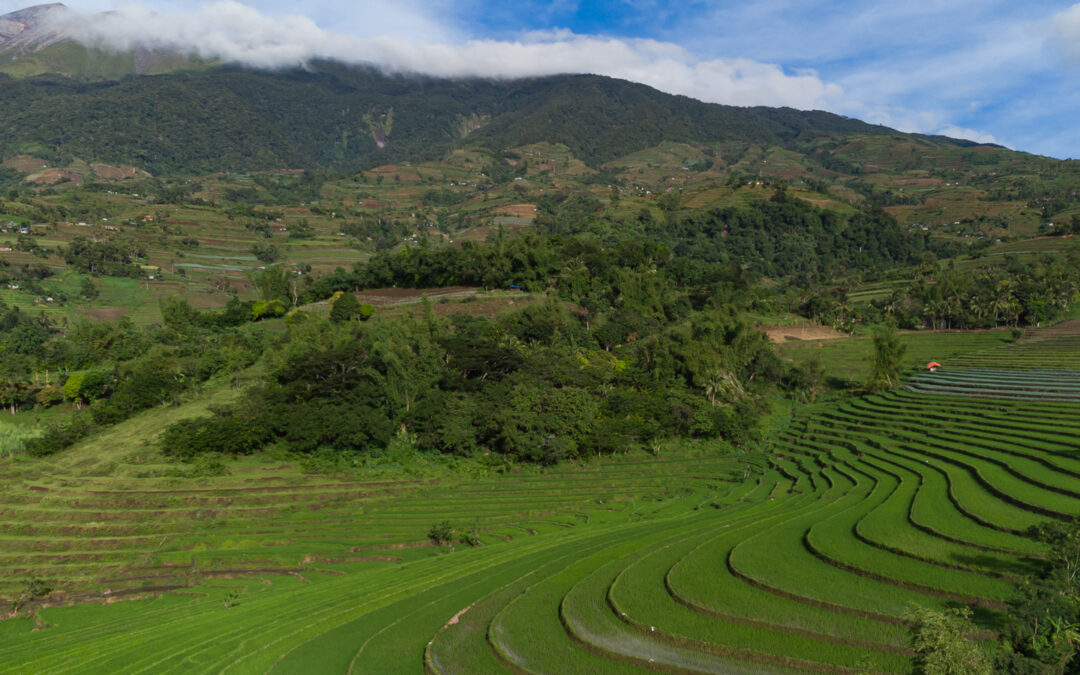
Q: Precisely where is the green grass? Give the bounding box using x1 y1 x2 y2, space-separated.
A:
778 329 1015 384
0 420 39 458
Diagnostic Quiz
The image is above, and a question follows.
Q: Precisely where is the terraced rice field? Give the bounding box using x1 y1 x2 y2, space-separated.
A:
0 453 749 602
909 368 1080 401
5 320 1080 672
778 328 1015 383
949 319 1080 369
780 318 1080 384
3 380 1078 673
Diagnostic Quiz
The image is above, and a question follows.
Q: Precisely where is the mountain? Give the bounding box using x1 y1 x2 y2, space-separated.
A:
0 3 67 56
0 56 961 176
0 4 204 79
0 4 1022 178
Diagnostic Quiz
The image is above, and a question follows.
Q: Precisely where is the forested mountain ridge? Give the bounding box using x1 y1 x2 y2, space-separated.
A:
0 55 964 175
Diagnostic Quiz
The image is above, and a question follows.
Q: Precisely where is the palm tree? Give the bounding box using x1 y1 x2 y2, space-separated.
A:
703 370 742 406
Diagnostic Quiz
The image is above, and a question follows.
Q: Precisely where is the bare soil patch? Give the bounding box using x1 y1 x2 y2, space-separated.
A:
355 286 478 306
893 177 943 187
304 554 403 564
350 541 435 551
1 155 49 172
798 197 846 209
83 307 130 321
27 169 81 186
760 324 848 344
492 203 537 219
90 164 151 181
430 297 533 318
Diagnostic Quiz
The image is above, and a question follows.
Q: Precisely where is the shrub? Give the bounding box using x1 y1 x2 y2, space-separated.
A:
329 292 361 323
25 415 95 456
907 607 992 674
34 385 63 407
428 520 455 547
459 521 482 547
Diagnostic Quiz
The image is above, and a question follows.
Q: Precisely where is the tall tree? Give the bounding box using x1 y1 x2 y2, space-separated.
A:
867 322 906 392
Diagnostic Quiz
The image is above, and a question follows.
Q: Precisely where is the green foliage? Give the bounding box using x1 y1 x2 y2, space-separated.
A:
0 420 39 457
88 348 185 425
11 576 53 611
250 266 299 306
22 577 52 599
546 196 942 279
222 589 242 610
784 354 826 402
328 292 361 323
0 306 55 359
458 521 482 547
25 413 96 456
1004 520 1080 671
0 65 892 174
34 385 63 407
428 520 455 547
62 237 144 277
867 322 906 391
62 370 111 406
864 252 1080 330
79 277 99 301
906 607 992 674
160 266 782 463
251 243 280 264
250 299 286 321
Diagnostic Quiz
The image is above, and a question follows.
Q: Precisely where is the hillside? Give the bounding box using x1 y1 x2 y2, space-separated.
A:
0 62 903 175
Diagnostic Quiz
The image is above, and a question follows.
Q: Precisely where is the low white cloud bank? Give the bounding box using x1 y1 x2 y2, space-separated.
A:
933 126 999 145
838 102 1001 147
43 1 841 110
1053 3 1080 61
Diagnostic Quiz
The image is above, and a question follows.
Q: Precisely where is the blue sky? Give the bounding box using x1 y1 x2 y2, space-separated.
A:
6 0 1080 158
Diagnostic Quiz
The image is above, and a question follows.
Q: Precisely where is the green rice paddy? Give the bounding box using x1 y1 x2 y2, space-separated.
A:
3 321 1080 672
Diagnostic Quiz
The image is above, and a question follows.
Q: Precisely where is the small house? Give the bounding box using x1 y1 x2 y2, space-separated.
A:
926 361 942 372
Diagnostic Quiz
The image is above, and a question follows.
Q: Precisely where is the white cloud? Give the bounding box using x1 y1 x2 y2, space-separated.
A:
933 126 999 146
42 1 841 110
1053 3 1080 60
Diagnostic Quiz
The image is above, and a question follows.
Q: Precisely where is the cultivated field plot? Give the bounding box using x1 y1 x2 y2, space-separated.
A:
949 319 1080 369
3 382 1079 673
909 368 1080 401
782 318 1080 385
0 452 747 602
778 329 1015 383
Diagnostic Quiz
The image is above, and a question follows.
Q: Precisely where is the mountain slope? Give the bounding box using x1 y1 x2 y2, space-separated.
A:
0 4 999 177
0 4 205 80
0 3 68 57
0 60 942 175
